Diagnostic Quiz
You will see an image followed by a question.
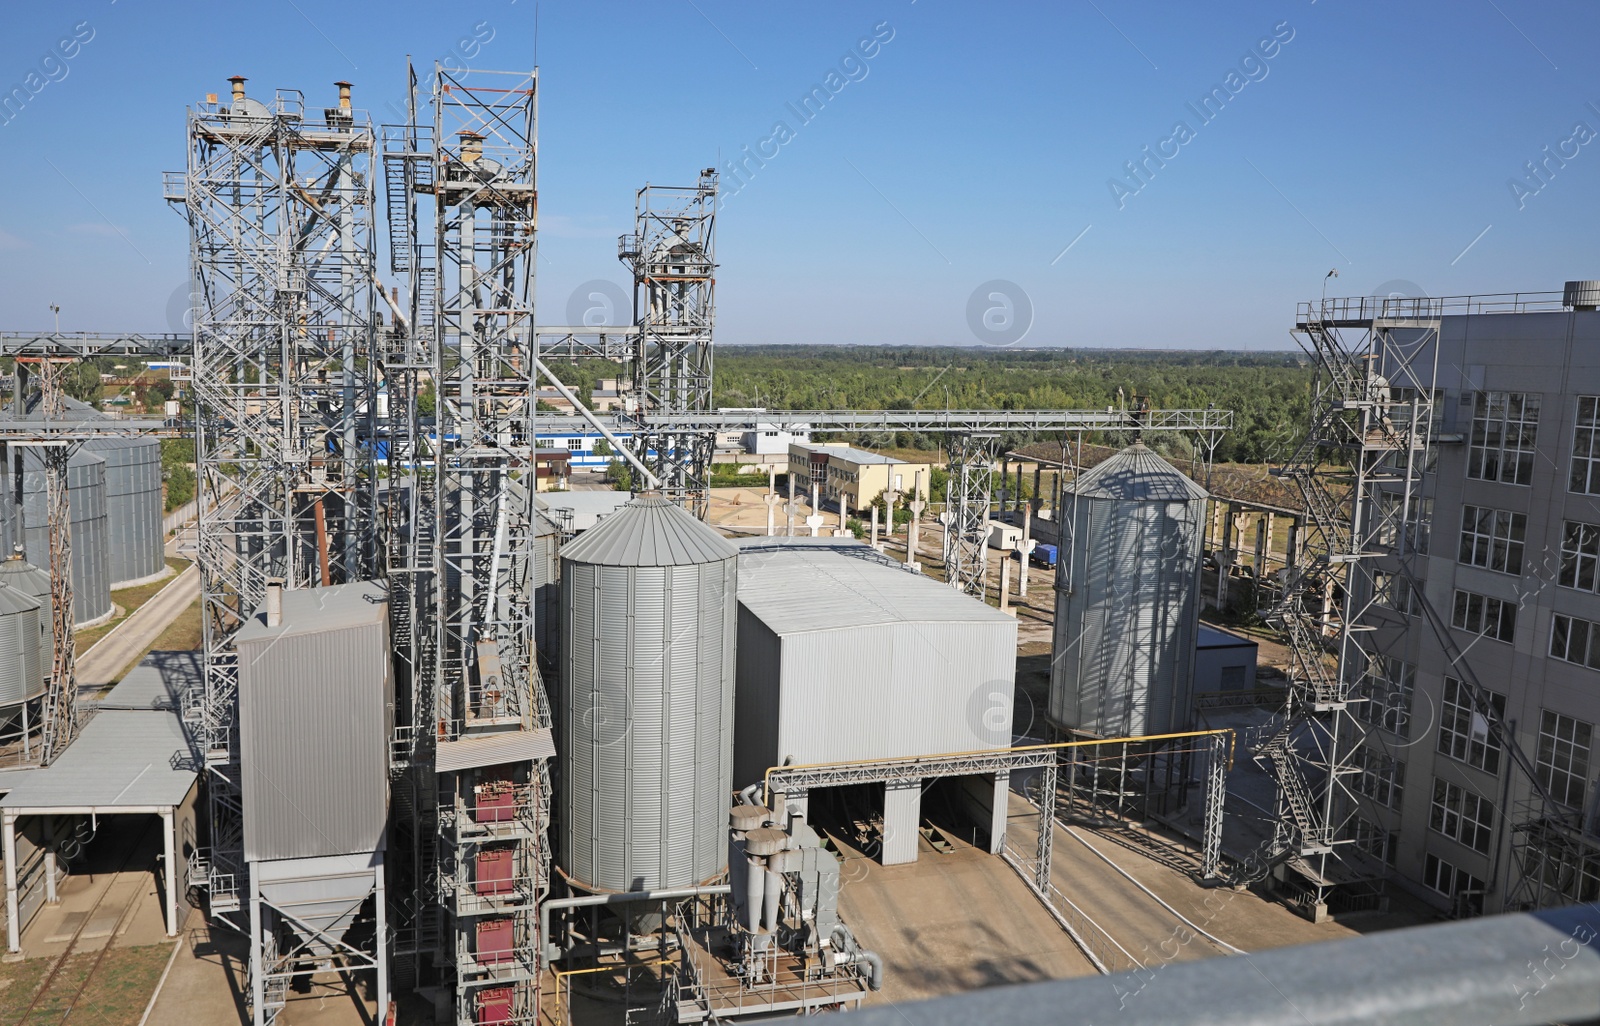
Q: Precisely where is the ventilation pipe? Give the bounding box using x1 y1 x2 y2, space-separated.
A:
830 924 883 990
460 131 483 166
229 76 246 106
335 80 352 110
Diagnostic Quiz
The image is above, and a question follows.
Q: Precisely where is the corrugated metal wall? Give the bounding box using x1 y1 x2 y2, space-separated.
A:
561 555 737 892
533 516 559 668
1050 493 1206 736
882 781 921 865
20 449 111 625
88 438 165 587
733 618 1016 789
238 609 392 862
0 589 43 706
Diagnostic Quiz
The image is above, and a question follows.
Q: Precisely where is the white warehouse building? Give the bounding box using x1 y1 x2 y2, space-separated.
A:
732 538 1017 864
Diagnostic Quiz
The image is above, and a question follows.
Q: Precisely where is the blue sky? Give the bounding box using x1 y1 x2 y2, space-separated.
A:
2 0 1598 350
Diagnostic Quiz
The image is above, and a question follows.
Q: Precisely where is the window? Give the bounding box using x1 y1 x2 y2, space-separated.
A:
1559 521 1600 593
565 437 585 450
1358 656 1415 736
1573 397 1600 494
1451 589 1516 643
1376 491 1432 555
1353 746 1405 809
1438 677 1507 774
1550 613 1600 671
1537 710 1593 810
1458 506 1526 575
1468 391 1540 484
1431 778 1495 853
1424 852 1486 906
1373 570 1420 616
1352 817 1398 866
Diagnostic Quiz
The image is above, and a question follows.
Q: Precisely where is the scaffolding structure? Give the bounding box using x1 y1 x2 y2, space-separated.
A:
943 434 998 599
164 78 382 1023
618 172 718 517
382 62 552 1026
1262 296 1559 917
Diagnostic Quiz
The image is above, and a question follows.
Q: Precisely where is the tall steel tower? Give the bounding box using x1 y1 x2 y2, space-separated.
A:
166 76 381 1022
618 172 718 515
383 63 552 1026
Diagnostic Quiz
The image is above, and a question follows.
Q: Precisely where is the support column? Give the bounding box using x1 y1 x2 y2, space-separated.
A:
785 475 797 537
44 817 57 905
1019 504 1032 601
989 772 1009 854
1201 733 1228 880
869 505 879 548
906 471 925 568
374 858 389 1017
4 811 19 955
882 780 921 865
250 890 266 1026
162 808 178 937
1253 516 1268 579
999 557 1012 615
764 468 779 537
1035 762 1056 893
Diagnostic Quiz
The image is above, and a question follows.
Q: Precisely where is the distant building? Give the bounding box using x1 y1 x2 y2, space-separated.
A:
786 443 931 515
1194 625 1258 693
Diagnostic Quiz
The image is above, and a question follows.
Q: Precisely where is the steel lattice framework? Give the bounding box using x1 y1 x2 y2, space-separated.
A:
1259 298 1560 916
618 172 718 516
382 63 552 1026
944 433 999 598
165 80 381 1024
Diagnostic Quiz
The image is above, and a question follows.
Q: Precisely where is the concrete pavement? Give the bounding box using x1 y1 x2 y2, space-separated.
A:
76 565 200 689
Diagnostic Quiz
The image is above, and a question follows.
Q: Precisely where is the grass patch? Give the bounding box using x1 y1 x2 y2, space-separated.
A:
75 559 191 655
148 597 203 652
0 944 172 1026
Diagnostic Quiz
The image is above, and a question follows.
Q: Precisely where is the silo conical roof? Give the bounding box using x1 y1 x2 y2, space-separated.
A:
0 549 52 605
1066 442 1209 502
0 581 41 616
560 493 737 567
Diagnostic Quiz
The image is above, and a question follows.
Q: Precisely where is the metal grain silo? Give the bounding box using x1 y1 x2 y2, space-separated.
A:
0 582 44 708
85 436 166 587
21 449 112 626
560 494 738 892
0 550 51 695
1049 443 1208 737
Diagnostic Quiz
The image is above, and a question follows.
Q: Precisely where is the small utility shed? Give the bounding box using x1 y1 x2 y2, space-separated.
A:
734 538 1017 865
1194 625 1258 693
2 651 201 953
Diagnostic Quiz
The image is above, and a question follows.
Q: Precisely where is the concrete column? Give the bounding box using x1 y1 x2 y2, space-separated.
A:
1032 465 1042 510
882 781 922 865
1020 504 1033 601
989 772 1009 854
4 812 19 955
1286 517 1302 571
870 505 879 547
999 556 1014 615
999 458 1010 513
785 475 797 537
1264 511 1276 571
44 817 57 905
907 472 925 568
1253 516 1268 578
162 808 178 937
764 469 780 537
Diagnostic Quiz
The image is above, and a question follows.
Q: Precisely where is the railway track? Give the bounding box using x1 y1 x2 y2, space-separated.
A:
12 817 160 1025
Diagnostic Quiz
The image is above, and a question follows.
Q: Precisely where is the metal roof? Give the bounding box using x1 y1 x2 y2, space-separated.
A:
1198 625 1258 650
735 539 1015 634
0 707 197 812
0 581 40 615
560 494 737 567
1066 442 1210 502
100 650 202 711
234 580 389 644
793 444 903 465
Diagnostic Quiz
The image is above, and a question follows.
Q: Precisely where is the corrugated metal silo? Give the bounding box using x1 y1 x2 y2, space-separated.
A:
1049 443 1208 737
84 436 166 587
560 494 738 892
0 583 44 707
21 449 112 626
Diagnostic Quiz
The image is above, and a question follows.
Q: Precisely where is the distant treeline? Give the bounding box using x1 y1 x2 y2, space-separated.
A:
711 346 1311 465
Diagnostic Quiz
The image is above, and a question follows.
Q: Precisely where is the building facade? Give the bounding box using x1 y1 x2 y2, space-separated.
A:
786 443 931 515
1351 299 1600 916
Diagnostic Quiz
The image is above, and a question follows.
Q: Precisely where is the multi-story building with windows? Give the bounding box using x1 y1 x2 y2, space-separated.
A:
1348 285 1600 917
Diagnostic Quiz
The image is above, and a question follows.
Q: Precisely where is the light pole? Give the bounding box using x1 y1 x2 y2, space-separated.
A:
1320 269 1339 315
49 304 60 335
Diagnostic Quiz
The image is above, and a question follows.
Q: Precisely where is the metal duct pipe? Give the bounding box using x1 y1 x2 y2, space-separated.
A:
738 784 762 806
539 883 731 969
856 949 884 991
830 924 883 990
335 80 352 110
229 76 246 105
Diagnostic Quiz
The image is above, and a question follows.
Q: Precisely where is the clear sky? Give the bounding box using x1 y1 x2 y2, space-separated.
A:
2 0 1598 350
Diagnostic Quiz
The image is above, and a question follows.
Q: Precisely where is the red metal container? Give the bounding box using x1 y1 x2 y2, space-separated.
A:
472 767 517 824
475 847 515 896
475 917 514 966
477 985 513 1025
